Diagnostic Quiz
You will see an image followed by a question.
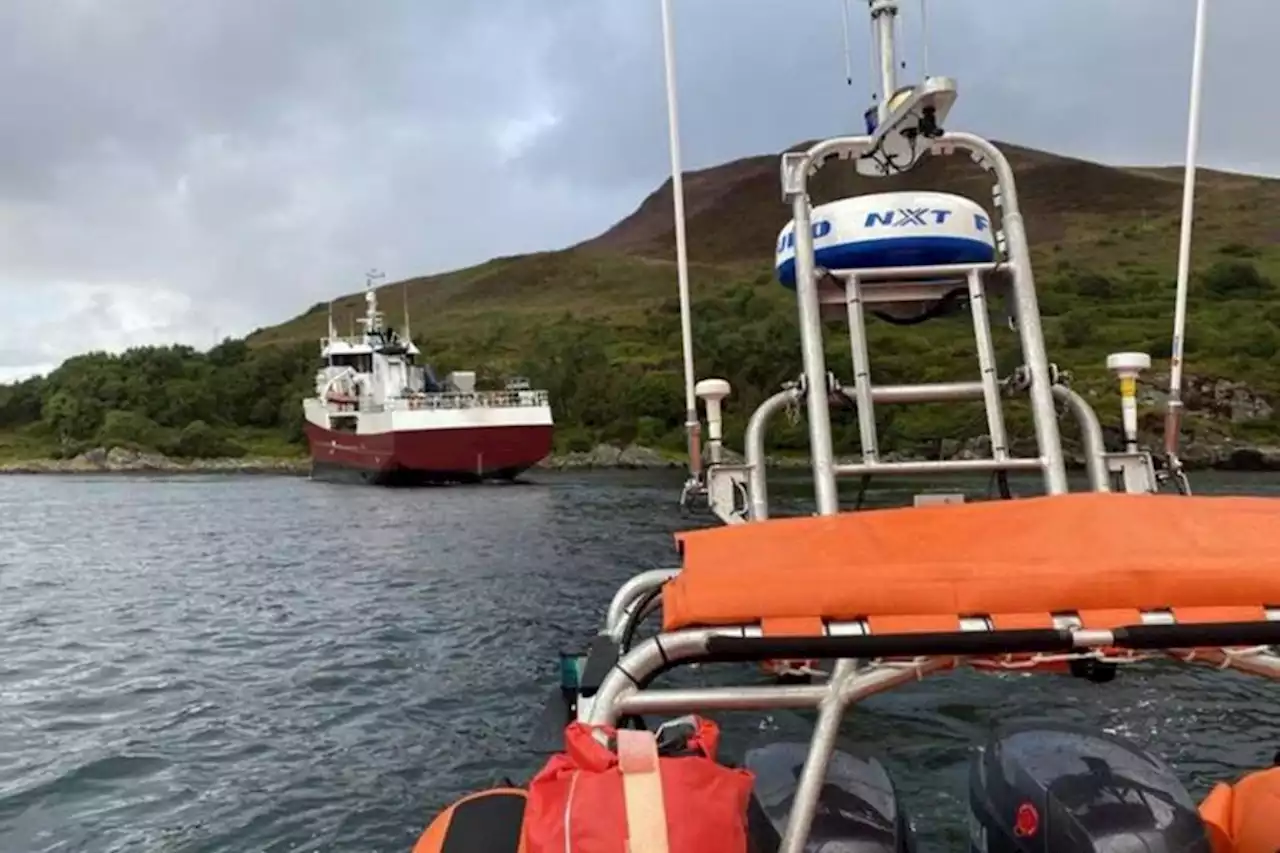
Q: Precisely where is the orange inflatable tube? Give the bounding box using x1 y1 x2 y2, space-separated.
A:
411 787 527 853
1199 766 1280 853
665 493 1280 631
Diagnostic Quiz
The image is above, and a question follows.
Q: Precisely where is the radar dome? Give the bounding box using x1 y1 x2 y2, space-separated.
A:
775 191 997 288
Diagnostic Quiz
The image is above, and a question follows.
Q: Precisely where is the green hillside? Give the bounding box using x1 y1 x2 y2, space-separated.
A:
2 139 1279 464
248 140 1280 459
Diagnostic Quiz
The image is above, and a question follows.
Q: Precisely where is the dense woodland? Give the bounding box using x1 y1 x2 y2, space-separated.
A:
0 253 1277 462
0 339 315 460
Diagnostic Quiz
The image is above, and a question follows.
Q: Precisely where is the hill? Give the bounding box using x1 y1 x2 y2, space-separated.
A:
245 139 1280 462
3 139 1279 466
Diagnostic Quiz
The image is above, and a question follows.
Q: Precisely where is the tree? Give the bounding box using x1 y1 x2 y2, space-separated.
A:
97 410 166 451
43 390 101 446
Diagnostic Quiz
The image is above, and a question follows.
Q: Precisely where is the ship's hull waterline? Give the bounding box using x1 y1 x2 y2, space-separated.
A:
304 422 554 486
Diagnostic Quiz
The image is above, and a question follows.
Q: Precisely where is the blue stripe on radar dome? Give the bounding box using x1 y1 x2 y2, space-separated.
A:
775 236 996 289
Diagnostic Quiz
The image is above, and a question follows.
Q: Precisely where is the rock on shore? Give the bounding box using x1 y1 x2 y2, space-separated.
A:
0 446 310 475
537 444 682 470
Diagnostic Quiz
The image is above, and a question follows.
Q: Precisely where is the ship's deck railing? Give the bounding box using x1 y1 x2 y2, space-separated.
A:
384 389 550 411
319 335 376 352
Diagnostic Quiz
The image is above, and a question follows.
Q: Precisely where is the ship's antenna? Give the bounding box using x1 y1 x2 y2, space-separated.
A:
919 0 930 79
840 0 854 86
402 279 412 343
866 13 879 109
326 301 337 366
658 0 702 483
363 268 385 333
1163 0 1208 490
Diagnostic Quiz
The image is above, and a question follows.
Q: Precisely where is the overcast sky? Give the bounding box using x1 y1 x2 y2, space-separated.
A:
0 0 1273 381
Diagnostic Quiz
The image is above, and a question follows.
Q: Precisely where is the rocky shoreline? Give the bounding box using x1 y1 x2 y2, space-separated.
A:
0 447 312 476
538 441 1280 472
3 440 1280 476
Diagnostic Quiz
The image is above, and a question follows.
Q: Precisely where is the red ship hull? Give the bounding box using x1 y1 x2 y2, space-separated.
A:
305 422 554 486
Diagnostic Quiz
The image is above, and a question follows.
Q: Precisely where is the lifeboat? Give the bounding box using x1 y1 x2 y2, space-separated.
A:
412 493 1280 853
411 0 1264 842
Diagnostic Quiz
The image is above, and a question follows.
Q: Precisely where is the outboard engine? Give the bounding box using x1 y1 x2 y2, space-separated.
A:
968 724 1211 852
744 742 916 852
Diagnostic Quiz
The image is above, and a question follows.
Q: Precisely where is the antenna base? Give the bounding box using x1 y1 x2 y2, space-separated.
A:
858 76 958 177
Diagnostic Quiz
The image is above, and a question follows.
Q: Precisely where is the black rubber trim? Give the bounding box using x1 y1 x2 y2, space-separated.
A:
1113 621 1280 650
622 622 1280 691
698 622 1280 661
620 588 664 654
704 628 1073 660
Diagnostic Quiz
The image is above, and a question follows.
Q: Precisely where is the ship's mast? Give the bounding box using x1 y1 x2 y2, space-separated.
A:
359 268 386 336
871 0 899 122
326 300 337 366
402 278 412 343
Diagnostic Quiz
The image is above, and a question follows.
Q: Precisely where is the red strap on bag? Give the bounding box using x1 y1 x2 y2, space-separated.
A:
617 729 668 853
522 717 754 853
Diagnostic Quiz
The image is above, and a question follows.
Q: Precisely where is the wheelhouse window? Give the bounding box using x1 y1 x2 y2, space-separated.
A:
329 353 373 373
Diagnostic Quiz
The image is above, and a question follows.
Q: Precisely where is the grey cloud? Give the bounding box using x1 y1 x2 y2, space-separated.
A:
0 0 1275 380
526 0 1279 182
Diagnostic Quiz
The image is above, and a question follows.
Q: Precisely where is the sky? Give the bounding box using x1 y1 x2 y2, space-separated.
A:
0 0 1274 382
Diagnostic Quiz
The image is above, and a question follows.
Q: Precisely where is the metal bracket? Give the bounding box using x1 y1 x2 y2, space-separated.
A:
678 473 705 510
1105 451 1161 495
780 152 810 200
705 464 751 525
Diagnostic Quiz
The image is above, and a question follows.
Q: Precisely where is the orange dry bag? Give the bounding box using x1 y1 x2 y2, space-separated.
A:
1199 765 1280 853
521 716 755 853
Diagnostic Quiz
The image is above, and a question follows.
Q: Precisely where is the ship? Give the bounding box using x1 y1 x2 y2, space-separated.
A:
302 274 553 486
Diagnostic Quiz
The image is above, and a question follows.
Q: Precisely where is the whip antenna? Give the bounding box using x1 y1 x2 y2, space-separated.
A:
920 0 930 78
658 0 703 490
1162 0 1208 494
840 0 854 86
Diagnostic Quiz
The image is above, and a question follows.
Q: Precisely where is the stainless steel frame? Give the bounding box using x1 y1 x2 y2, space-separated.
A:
691 123 1174 524
721 374 1114 524
604 568 680 641
583 606 1280 853
783 134 1068 504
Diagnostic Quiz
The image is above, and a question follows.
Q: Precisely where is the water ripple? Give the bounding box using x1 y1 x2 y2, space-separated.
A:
0 470 1274 851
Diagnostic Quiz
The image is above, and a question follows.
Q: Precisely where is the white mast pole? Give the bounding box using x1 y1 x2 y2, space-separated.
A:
871 0 899 119
1163 0 1208 470
658 0 702 479
840 0 854 86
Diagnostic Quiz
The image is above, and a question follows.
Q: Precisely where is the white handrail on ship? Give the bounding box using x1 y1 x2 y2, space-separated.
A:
342 390 551 412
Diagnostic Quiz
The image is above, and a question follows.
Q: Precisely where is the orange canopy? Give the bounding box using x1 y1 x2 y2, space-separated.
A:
663 493 1280 632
